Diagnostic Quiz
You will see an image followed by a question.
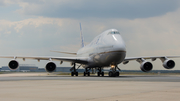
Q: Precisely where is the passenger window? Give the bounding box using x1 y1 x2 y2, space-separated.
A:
108 31 120 34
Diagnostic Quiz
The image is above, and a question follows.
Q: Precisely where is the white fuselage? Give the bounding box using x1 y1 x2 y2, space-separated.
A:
77 29 126 68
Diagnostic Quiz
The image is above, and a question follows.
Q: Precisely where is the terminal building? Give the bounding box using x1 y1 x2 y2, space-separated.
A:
0 64 85 72
1 64 38 72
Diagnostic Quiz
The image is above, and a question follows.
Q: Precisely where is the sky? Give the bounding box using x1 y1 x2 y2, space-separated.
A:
0 0 180 70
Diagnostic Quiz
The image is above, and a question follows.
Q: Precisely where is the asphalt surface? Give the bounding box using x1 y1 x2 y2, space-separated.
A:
0 75 180 82
0 73 180 101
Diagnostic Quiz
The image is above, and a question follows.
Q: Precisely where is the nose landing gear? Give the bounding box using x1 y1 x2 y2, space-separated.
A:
109 65 120 77
108 71 119 77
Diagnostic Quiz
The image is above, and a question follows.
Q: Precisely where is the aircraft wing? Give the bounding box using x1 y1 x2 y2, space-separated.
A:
50 50 77 55
0 56 89 64
123 56 180 64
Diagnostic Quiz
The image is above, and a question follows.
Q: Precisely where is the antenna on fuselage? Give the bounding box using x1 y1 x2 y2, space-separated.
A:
80 23 85 48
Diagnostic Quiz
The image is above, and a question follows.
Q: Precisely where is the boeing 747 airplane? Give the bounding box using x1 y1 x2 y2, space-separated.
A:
0 28 179 77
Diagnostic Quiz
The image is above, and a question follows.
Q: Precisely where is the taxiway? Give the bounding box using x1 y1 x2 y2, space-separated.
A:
0 73 180 101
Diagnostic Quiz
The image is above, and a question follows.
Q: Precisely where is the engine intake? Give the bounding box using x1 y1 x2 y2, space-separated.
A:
8 60 19 70
163 59 175 69
45 61 56 73
140 61 153 72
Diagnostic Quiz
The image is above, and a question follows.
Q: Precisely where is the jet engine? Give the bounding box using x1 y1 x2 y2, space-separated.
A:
163 59 175 69
140 61 153 72
8 60 19 70
45 61 56 73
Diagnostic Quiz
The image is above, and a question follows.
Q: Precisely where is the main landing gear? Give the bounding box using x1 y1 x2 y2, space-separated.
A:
109 66 120 77
97 67 104 76
70 63 81 76
83 67 104 77
70 63 120 77
84 68 90 76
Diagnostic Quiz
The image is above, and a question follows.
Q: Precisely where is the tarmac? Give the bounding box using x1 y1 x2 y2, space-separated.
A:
0 73 180 101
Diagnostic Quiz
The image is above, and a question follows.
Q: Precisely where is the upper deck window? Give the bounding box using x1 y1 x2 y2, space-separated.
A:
108 31 120 34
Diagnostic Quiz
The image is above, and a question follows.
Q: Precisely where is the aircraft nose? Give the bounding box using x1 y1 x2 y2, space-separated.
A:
112 34 126 51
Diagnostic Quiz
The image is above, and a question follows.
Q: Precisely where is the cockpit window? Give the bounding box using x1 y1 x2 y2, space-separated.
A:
108 31 120 34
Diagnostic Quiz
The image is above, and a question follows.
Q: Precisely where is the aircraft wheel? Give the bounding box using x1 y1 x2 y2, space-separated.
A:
88 72 90 76
102 72 104 76
84 72 86 76
98 72 100 76
76 72 78 76
108 71 113 77
71 72 74 76
115 72 119 77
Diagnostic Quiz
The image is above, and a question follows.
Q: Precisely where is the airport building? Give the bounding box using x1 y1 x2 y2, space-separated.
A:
0 64 85 72
1 65 179 73
1 64 38 72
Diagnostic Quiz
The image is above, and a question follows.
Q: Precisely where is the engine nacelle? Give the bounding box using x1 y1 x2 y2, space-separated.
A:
140 61 153 72
45 61 56 73
163 59 175 69
8 60 19 70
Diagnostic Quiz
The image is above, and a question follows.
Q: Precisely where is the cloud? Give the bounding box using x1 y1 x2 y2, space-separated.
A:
0 17 84 52
1 8 180 56
0 0 16 6
0 0 5 6
13 0 180 19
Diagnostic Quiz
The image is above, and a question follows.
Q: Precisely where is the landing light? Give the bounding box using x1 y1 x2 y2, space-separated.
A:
110 65 115 68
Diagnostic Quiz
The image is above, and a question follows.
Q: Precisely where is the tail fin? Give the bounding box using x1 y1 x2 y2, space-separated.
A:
80 23 85 48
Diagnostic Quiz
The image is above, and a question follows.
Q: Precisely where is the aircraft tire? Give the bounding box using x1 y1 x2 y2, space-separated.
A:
76 72 78 76
98 72 100 76
108 71 113 77
102 72 104 76
84 72 86 76
115 72 119 77
88 72 90 76
112 72 116 77
71 72 74 76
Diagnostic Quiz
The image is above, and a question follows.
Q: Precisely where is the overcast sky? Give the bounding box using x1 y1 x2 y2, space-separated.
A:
0 0 180 70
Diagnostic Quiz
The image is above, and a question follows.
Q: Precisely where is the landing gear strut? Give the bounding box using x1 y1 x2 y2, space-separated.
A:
109 66 120 77
70 63 80 76
84 68 90 76
97 67 104 77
